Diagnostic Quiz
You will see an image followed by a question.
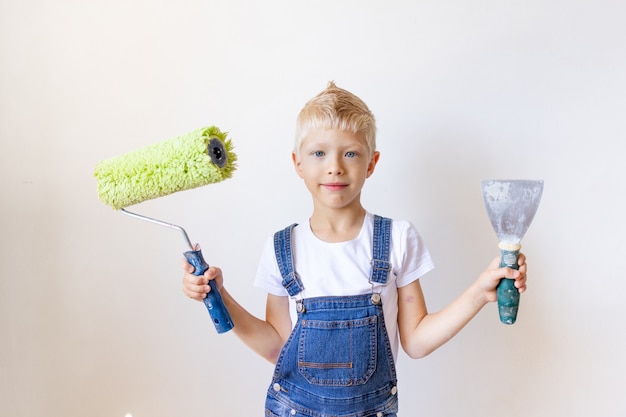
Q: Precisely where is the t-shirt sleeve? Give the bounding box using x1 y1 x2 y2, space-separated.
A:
393 220 435 288
253 234 289 296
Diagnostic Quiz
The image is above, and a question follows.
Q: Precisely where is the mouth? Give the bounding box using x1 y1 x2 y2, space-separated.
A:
322 183 348 191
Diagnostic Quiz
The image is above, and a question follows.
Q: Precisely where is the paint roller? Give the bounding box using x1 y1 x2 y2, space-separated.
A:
94 126 236 333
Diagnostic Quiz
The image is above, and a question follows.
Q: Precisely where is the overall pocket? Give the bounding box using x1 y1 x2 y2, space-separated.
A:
298 315 377 386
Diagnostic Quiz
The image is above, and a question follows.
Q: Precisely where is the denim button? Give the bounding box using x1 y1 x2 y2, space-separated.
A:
272 383 281 392
290 410 296 415
377 413 383 417
391 386 397 395
371 293 381 305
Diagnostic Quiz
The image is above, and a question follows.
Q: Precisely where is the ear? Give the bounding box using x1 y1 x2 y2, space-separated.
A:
366 151 380 178
292 152 304 178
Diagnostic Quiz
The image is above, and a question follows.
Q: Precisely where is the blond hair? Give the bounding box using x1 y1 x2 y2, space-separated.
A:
294 81 376 156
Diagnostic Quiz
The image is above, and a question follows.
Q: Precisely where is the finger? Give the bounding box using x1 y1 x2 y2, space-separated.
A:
483 266 516 289
515 270 527 292
182 283 200 299
183 288 206 301
181 258 195 274
205 266 222 281
183 281 210 299
503 267 521 280
183 271 206 285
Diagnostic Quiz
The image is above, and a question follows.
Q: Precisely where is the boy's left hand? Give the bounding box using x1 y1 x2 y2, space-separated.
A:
475 253 527 303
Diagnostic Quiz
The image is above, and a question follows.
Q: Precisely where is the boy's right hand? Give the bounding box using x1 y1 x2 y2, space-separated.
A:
181 259 223 301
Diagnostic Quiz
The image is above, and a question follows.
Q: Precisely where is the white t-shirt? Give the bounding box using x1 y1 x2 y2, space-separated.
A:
254 212 435 360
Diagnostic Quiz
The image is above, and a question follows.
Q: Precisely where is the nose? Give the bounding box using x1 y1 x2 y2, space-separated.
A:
327 155 344 175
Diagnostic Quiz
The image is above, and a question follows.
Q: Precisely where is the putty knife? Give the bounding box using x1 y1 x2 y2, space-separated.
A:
481 179 544 324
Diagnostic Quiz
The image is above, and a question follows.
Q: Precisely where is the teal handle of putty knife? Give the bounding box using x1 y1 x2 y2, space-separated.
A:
497 246 521 325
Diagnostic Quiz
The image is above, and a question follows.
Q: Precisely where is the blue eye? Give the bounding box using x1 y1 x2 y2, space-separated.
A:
345 151 357 158
313 151 325 157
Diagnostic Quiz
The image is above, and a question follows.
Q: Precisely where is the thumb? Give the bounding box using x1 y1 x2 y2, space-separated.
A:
181 257 195 274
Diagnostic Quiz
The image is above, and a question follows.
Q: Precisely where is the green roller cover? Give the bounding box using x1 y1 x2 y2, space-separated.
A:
94 126 237 209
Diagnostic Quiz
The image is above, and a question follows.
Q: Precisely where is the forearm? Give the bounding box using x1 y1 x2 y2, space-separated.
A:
401 282 488 358
399 256 527 359
219 287 286 363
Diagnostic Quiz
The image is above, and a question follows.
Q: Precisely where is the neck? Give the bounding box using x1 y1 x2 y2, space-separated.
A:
308 206 366 243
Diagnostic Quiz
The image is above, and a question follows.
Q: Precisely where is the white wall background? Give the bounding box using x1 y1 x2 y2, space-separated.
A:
1 1 625 416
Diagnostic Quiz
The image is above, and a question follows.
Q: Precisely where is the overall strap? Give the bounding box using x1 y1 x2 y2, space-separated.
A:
273 224 306 297
370 215 392 284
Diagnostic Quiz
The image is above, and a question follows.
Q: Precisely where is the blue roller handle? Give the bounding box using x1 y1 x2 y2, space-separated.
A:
184 249 234 334
497 247 521 325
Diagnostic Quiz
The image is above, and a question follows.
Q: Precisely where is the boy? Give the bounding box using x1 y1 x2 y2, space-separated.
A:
182 82 527 416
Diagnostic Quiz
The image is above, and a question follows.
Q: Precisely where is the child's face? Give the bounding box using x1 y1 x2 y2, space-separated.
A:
292 128 379 212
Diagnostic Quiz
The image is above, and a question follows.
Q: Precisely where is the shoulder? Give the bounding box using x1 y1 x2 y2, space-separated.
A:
370 212 433 273
368 213 419 240
273 222 299 238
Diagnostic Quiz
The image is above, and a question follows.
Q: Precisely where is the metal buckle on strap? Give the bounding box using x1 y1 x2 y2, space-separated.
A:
292 287 306 313
368 276 382 305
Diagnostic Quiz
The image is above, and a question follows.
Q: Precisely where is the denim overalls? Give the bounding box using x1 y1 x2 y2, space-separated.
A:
265 215 398 417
